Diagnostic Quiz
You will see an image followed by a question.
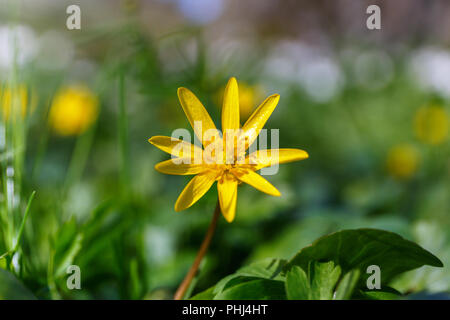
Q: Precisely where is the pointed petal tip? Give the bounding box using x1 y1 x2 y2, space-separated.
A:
174 198 185 212
271 188 282 197
177 87 189 97
154 162 162 173
266 187 281 197
148 135 168 145
299 149 309 159
268 94 280 106
269 93 280 101
290 148 309 160
222 212 235 223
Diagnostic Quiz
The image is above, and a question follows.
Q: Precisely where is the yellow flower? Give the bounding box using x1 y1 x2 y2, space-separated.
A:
0 85 29 120
149 77 308 222
49 85 99 136
414 105 449 145
386 144 420 180
218 82 262 121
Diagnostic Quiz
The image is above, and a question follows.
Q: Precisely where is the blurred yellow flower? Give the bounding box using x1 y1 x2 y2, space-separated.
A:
49 85 99 136
414 105 449 145
218 82 262 121
149 77 308 222
386 144 420 180
0 85 29 120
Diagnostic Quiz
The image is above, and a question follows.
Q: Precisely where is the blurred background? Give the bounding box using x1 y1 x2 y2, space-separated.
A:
0 0 448 299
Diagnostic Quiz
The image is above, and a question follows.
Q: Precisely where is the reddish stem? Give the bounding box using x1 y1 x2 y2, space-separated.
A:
173 201 220 300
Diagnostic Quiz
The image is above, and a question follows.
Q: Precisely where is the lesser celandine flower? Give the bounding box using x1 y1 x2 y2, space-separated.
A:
49 85 99 136
149 77 308 222
0 85 29 120
386 143 420 180
218 82 262 121
149 77 308 299
414 105 449 145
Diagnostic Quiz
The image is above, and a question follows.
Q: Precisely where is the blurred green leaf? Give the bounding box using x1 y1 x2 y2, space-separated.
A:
55 233 83 278
214 279 286 300
358 287 401 300
53 218 84 278
190 286 215 300
12 191 36 253
0 269 36 300
191 258 286 300
213 258 285 295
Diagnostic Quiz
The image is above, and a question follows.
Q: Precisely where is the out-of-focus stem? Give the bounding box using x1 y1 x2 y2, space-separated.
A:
118 70 130 197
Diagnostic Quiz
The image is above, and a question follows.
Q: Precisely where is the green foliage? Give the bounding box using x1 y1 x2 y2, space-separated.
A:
285 266 309 299
213 259 285 295
215 279 286 300
334 269 361 300
309 261 342 299
285 263 360 300
52 218 83 278
191 228 443 300
0 269 36 300
190 286 215 300
358 288 402 300
284 229 443 286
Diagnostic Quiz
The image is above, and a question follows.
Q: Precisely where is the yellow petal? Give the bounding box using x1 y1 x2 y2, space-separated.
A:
175 171 218 212
232 168 280 197
222 77 240 131
177 87 219 147
148 136 202 159
246 148 309 170
155 159 208 175
240 94 280 149
217 173 238 223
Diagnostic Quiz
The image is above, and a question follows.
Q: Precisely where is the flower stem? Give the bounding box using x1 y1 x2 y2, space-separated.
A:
174 201 220 300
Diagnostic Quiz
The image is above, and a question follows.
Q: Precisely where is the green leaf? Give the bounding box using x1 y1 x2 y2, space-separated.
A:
193 228 443 301
285 266 310 300
190 286 215 300
215 279 286 300
359 288 401 300
12 191 36 253
213 258 285 295
0 269 36 299
285 229 443 285
53 218 84 278
286 262 357 300
309 261 341 300
334 269 360 300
